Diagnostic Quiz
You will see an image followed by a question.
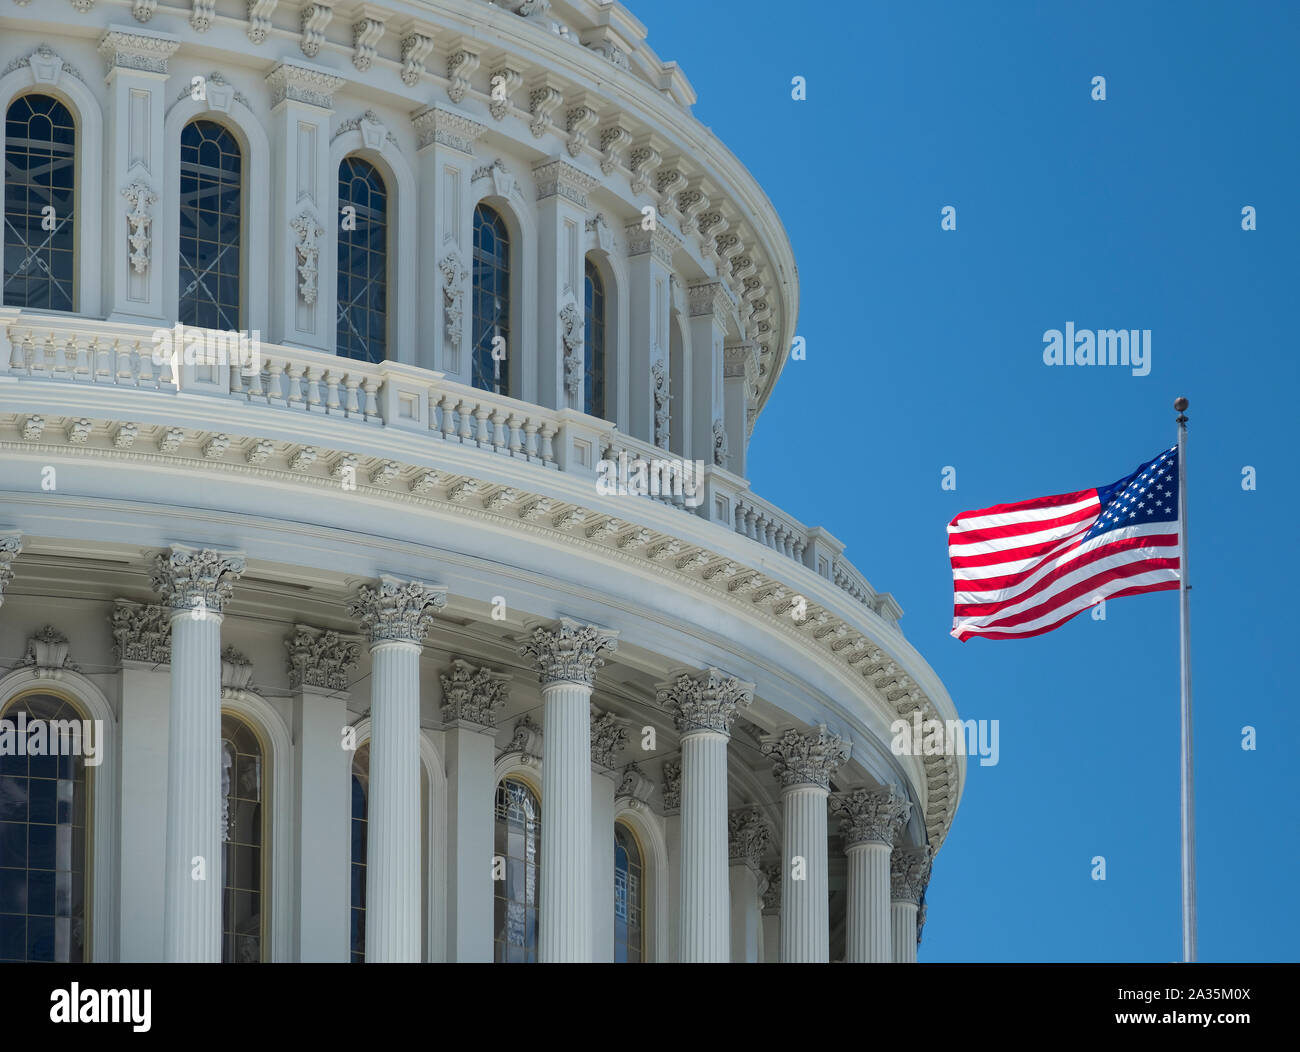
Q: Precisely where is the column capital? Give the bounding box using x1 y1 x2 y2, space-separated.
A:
285 624 361 692
687 279 735 327
412 105 486 154
761 723 850 791
661 759 681 814
830 784 912 848
590 705 628 771
724 341 761 386
532 157 598 208
265 60 346 110
150 545 245 616
519 618 618 688
0 529 22 609
728 806 772 869
348 574 446 646
625 221 683 266
439 657 509 729
655 667 753 737
890 846 932 905
97 27 181 75
110 599 172 665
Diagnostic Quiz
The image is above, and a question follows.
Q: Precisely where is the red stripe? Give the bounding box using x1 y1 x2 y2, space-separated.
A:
947 501 1099 545
966 557 1180 630
953 532 1179 597
949 522 1092 570
955 580 1178 640
948 487 1098 529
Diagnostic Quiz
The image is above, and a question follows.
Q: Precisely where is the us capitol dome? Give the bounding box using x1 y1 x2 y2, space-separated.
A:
0 0 962 963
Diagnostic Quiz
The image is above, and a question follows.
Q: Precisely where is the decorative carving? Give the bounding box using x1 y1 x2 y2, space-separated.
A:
113 423 138 449
411 106 485 153
247 0 277 43
762 724 851 791
728 807 771 867
656 668 754 737
246 439 273 464
616 761 655 805
628 144 661 196
332 110 397 150
368 460 399 486
533 159 596 208
438 252 467 346
661 759 681 813
446 49 479 104
488 67 522 120
203 434 231 459
588 40 630 71
440 658 509 728
711 417 729 467
110 600 171 664
559 302 583 401
505 714 543 762
515 0 550 16
7 44 86 84
150 546 245 615
22 415 45 441
590 706 627 769
830 784 912 847
599 124 632 176
528 85 562 138
220 646 255 696
651 360 669 449
352 16 384 72
348 574 446 645
175 72 251 111
21 626 78 678
122 183 158 275
285 625 360 691
0 532 20 609
190 0 215 32
519 618 618 689
65 418 92 444
300 3 333 58
132 0 156 21
400 32 434 86
655 168 686 213
917 901 927 946
290 212 324 305
890 846 932 905
760 865 782 911
585 213 615 254
157 427 184 453
289 446 317 471
565 105 598 157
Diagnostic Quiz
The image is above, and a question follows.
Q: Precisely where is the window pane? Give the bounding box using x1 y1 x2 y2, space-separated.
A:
337 157 388 363
493 778 539 961
179 120 242 331
472 204 510 395
584 258 607 418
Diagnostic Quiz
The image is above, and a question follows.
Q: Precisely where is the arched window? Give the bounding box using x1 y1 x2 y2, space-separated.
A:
221 712 264 963
3 94 76 311
337 156 387 363
472 203 510 395
493 777 539 962
0 693 90 962
179 119 242 331
350 740 430 963
583 257 607 418
614 822 644 962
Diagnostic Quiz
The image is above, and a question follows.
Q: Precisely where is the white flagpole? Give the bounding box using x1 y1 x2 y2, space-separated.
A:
1174 396 1197 962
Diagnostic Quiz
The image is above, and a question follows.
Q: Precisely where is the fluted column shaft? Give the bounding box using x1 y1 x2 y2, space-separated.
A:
366 640 422 962
163 607 223 961
846 842 892 962
679 729 729 961
780 783 829 962
891 901 919 963
153 545 244 963
540 680 593 961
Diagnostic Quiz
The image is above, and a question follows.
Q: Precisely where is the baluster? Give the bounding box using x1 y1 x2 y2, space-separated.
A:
229 358 244 396
539 422 556 465
137 343 155 389
343 375 361 416
362 377 379 421
474 405 491 447
523 420 540 460
507 414 523 456
286 364 304 407
439 394 456 441
116 341 133 384
52 336 69 378
491 408 507 452
734 503 747 534
427 389 440 433
304 366 322 410
457 400 474 443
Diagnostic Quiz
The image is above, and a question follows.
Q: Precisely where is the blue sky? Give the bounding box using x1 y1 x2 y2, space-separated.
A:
639 0 1299 961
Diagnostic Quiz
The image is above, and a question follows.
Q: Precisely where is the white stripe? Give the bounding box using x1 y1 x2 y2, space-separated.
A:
947 515 1098 558
953 567 1180 637
948 494 1099 533
952 520 1178 584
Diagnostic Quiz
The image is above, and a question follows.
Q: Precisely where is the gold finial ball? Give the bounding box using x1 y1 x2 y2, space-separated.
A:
1174 397 1189 412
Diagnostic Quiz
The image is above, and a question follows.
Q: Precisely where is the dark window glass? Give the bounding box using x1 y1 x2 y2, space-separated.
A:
614 822 643 962
3 94 75 310
583 257 607 418
179 120 242 331
221 713 263 963
0 694 88 962
493 778 539 962
337 156 387 363
472 203 510 395
349 742 369 963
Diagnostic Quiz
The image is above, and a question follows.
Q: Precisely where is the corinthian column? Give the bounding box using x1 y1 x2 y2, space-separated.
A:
656 668 753 962
348 574 446 962
761 724 850 963
890 846 931 963
151 545 245 962
519 618 618 962
830 784 911 962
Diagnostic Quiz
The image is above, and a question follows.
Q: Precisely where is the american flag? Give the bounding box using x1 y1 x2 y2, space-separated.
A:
948 448 1182 641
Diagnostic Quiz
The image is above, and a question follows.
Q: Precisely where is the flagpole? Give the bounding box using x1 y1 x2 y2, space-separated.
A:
1174 395 1197 963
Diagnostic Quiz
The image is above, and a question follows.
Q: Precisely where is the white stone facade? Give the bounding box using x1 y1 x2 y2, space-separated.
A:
0 0 962 963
